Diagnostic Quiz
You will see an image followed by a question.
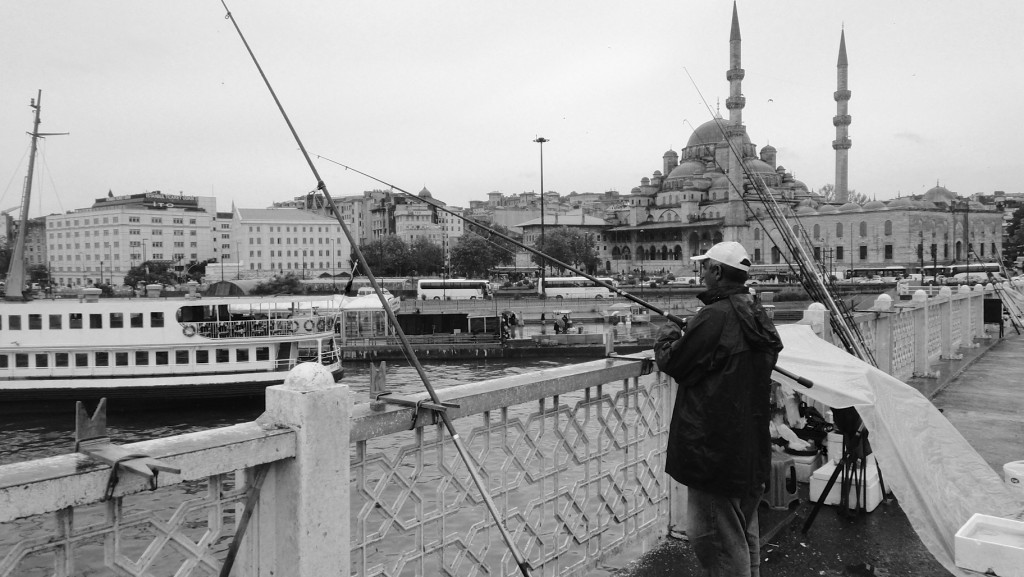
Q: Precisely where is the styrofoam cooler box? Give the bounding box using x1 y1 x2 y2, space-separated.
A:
955 513 1024 577
809 455 882 512
787 451 823 483
1005 461 1024 497
826 431 844 463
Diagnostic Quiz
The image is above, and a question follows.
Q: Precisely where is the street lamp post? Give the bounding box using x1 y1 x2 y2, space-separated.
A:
639 228 645 298
534 136 548 297
100 261 104 285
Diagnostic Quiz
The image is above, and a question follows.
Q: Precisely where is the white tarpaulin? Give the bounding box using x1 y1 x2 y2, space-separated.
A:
773 324 1024 576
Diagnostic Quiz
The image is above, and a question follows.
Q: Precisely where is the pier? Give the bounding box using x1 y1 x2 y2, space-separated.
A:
0 285 1010 576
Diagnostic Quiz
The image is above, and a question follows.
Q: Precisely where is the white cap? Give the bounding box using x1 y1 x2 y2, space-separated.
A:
691 241 752 272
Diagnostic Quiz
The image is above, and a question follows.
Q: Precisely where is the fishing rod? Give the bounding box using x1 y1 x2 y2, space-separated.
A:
218 3 534 575
315 155 690 328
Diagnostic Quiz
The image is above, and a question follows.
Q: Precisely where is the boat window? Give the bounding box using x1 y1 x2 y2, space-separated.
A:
175 350 190 364
110 313 124 328
151 312 164 328
29 315 42 330
49 315 62 330
135 351 149 366
155 351 169 365
69 314 83 329
236 348 249 362
75 353 89 367
35 354 48 367
256 347 270 361
90 314 103 329
196 350 209 364
55 353 69 367
216 349 230 363
95 352 109 367
8 316 21 330
115 352 129 366
15 354 28 368
0 355 7 369
130 313 144 328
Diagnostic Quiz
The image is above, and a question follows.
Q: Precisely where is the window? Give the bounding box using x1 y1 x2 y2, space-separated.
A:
70 313 83 329
884 220 893 236
197 350 209 364
859 221 868 237
836 223 843 238
814 246 821 260
151 312 164 328
55 353 69 367
115 352 129 366
15 354 29 368
95 352 109 367
176 350 190 364
110 313 124 328
884 245 893 260
859 246 868 260
8 316 21 330
216 349 230 363
236 348 249 362
28 314 42 330
130 313 144 328
135 351 149 365
35 354 48 367
49 315 62 329
836 246 845 260
256 347 270 361
90 314 103 329
75 353 89 367
0 355 7 369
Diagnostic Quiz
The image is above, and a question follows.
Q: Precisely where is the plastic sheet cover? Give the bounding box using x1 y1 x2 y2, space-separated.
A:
773 324 1024 576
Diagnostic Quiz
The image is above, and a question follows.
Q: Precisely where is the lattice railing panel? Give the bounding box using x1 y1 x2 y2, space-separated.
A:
351 373 671 577
951 299 964 350
926 302 942 363
891 310 916 381
0 473 248 577
855 317 876 360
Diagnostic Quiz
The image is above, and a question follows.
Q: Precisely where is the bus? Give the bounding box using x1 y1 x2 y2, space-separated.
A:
843 266 907 283
539 276 617 299
417 279 490 300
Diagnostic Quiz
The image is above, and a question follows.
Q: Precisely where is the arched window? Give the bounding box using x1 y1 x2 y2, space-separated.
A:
674 245 682 260
836 223 844 238
813 224 820 239
883 220 893 236
859 221 868 237
754 228 761 241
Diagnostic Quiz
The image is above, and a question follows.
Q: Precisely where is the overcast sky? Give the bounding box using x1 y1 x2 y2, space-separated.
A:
2 1 1021 218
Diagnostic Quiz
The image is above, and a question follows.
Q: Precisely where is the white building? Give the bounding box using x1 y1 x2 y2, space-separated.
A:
46 191 217 287
232 208 352 279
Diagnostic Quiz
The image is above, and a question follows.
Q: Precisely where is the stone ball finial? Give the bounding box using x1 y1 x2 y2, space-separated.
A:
938 287 952 298
873 294 893 311
284 362 337 391
958 285 972 294
912 290 928 302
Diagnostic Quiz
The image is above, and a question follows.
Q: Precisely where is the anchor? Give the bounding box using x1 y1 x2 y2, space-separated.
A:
75 398 181 500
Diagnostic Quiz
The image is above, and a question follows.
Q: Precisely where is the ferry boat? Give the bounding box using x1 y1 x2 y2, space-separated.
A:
0 92 343 408
0 290 343 406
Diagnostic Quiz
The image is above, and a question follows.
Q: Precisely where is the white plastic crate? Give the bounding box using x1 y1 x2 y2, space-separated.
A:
808 456 882 512
955 513 1024 577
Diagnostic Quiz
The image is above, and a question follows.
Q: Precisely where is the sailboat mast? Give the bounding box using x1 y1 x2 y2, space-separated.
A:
5 90 43 301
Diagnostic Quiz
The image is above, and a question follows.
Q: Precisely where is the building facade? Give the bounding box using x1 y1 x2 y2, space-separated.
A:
231 208 352 279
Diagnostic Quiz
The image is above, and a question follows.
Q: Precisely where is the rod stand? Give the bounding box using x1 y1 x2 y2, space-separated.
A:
374 392 461 429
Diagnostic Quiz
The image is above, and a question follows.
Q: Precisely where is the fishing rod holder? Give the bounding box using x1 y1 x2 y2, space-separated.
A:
605 354 655 376
373 392 461 430
74 398 181 501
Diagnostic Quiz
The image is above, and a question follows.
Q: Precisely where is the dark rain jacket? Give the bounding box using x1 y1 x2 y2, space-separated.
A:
654 285 783 498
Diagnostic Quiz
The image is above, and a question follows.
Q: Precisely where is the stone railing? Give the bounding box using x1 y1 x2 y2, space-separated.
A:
796 284 989 381
0 356 672 577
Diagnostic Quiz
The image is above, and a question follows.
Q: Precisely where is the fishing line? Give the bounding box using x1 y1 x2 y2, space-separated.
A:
218 3 534 574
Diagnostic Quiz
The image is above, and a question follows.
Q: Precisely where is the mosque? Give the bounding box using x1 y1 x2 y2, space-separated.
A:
598 4 1003 280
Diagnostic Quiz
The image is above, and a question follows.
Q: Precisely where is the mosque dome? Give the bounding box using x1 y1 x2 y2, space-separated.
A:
631 187 642 194
790 179 809 192
418 187 433 199
967 200 986 211
863 200 887 210
686 116 751 148
760 144 777 154
663 149 678 158
817 204 840 214
666 160 705 180
838 202 863 212
922 185 957 204
796 205 818 215
888 197 915 208
743 158 776 174
653 170 662 177
796 198 818 208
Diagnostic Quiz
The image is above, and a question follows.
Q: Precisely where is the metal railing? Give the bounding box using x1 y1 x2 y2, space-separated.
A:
185 315 337 339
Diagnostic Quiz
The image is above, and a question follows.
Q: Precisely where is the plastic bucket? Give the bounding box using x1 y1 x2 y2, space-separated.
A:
1004 460 1024 496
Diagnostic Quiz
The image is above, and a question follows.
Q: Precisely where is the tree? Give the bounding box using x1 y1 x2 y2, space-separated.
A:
818 184 867 205
27 264 49 285
408 237 444 277
123 261 178 288
450 234 514 278
252 273 304 295
531 226 599 275
1004 205 1024 266
355 235 412 277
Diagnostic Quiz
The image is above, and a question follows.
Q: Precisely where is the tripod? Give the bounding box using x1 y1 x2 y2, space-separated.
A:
801 408 887 534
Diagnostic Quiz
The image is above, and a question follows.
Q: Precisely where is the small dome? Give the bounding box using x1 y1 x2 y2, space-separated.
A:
796 198 818 208
653 170 662 177
760 144 777 153
744 158 776 174
631 187 642 194
663 149 678 158
863 200 887 210
838 202 863 212
418 187 433 199
796 205 818 215
789 179 809 192
641 177 650 185
923 185 957 204
666 160 705 180
888 197 915 208
817 204 840 214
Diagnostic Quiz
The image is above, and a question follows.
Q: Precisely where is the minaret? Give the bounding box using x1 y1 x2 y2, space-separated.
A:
833 28 852 204
723 1 748 232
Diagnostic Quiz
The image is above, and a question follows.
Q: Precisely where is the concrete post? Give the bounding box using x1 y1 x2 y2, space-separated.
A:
245 362 350 576
937 287 960 360
910 291 934 378
872 294 893 374
662 369 686 540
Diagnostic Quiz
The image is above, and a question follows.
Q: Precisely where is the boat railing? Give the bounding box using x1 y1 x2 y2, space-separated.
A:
339 333 501 347
184 315 337 339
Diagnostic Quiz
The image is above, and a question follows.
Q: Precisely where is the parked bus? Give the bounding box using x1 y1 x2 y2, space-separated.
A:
539 276 616 299
417 279 490 300
843 266 907 283
947 262 1001 276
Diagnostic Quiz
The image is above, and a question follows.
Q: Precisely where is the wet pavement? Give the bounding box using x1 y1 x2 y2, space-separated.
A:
600 327 1020 577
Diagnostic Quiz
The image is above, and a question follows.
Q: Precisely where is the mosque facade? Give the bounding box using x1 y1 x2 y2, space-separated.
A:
597 4 1003 280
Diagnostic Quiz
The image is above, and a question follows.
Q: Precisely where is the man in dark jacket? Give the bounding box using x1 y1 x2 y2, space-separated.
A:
655 241 783 577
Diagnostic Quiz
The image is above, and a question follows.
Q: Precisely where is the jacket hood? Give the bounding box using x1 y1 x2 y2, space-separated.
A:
700 285 783 354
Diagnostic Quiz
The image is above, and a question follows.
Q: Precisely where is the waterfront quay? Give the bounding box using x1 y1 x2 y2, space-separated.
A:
0 285 1007 576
